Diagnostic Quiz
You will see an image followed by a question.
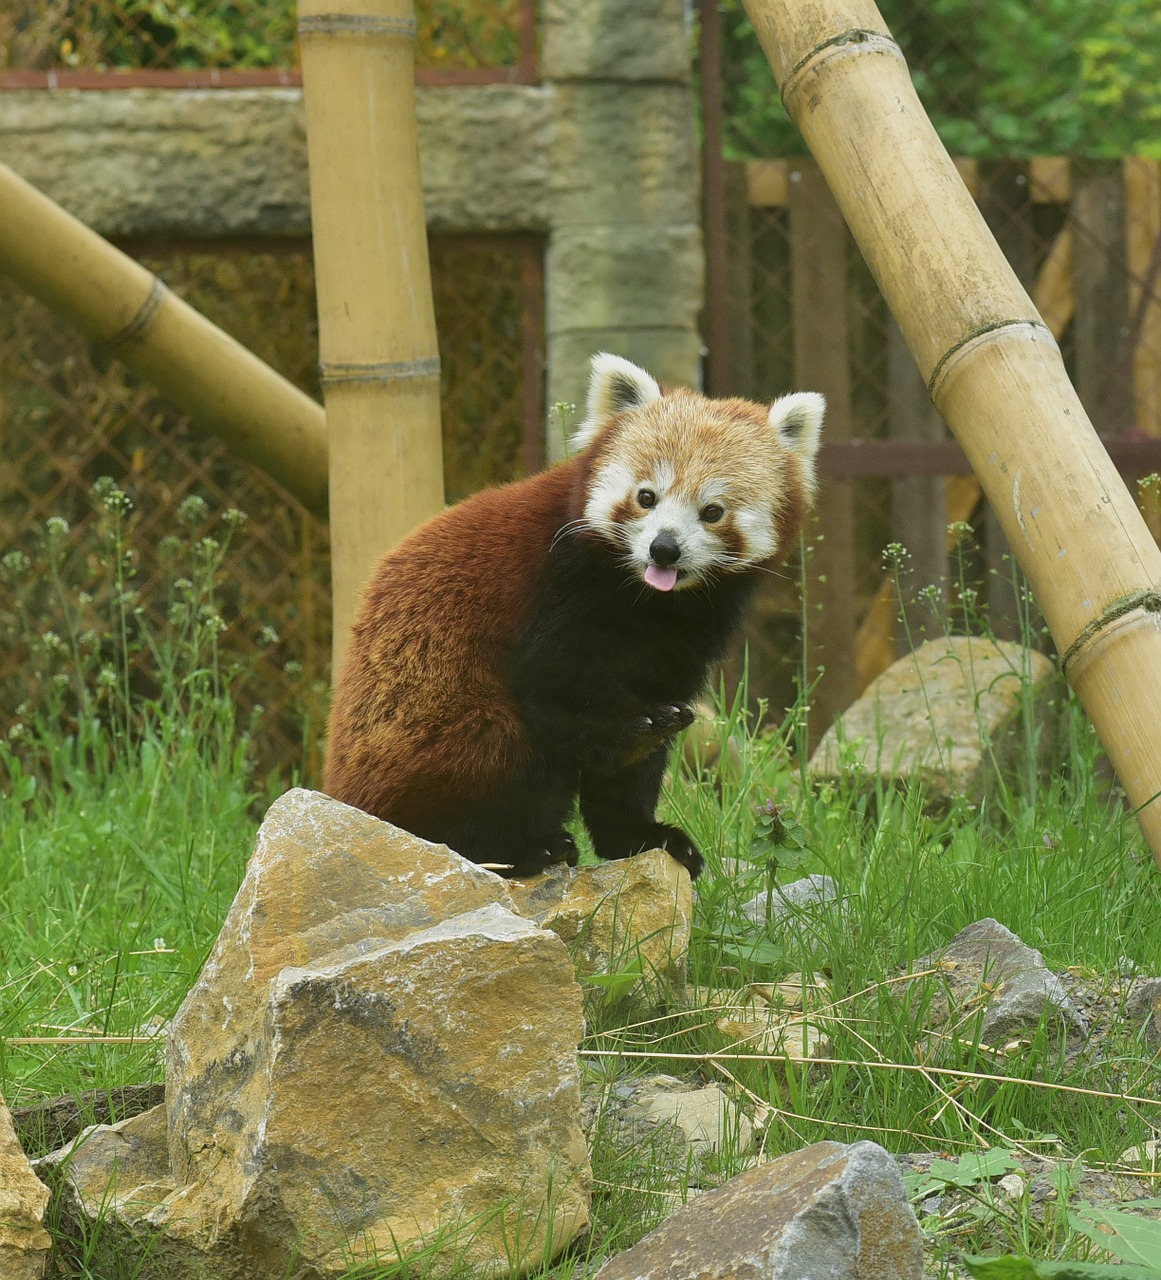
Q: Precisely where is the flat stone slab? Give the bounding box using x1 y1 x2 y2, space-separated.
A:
0 86 551 236
809 637 1060 804
593 1140 922 1280
623 1078 754 1162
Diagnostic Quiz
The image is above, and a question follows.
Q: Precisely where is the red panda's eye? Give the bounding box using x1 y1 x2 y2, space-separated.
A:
701 503 724 524
637 488 657 509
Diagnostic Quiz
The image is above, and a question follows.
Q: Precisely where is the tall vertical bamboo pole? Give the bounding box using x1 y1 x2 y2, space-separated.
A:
298 0 444 675
743 0 1161 862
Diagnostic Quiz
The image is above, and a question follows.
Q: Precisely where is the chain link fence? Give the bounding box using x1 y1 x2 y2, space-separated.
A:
1 235 541 781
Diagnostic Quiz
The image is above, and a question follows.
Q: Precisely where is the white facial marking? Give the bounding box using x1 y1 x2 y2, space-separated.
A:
734 507 777 563
583 459 635 536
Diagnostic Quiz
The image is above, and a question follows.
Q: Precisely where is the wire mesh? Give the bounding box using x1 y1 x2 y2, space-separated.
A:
1 236 539 782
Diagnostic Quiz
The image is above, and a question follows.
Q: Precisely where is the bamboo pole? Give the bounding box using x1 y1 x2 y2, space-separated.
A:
0 162 328 513
298 0 444 675
744 0 1161 861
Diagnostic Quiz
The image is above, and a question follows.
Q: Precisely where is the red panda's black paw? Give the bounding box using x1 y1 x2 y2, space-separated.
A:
504 832 579 878
633 703 696 738
646 823 704 880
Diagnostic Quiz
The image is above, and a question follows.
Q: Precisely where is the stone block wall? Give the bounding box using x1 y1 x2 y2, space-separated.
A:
0 0 703 461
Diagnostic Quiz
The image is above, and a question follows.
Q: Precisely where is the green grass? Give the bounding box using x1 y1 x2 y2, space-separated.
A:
1 483 266 1111
4 494 1161 1276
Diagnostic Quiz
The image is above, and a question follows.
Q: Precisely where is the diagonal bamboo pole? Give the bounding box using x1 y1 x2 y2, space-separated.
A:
298 0 444 675
0 162 328 513
743 0 1161 862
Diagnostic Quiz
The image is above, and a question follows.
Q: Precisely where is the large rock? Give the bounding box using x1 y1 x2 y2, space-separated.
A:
45 791 590 1279
914 918 1088 1047
166 788 519 1187
593 1140 923 1280
0 1098 52 1280
809 637 1060 804
508 850 692 999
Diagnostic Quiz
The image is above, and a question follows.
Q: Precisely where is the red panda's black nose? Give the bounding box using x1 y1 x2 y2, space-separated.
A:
649 531 681 567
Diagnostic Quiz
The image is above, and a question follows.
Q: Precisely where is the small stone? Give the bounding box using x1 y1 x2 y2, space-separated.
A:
509 849 692 999
1119 1139 1160 1168
0 1098 52 1280
1123 976 1161 1042
713 1011 831 1064
36 1105 181 1273
914 918 1088 1045
626 1082 753 1160
593 1140 923 1280
997 1173 1026 1200
809 637 1060 805
739 874 844 928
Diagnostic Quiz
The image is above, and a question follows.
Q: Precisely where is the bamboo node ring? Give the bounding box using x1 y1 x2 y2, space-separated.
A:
90 278 168 373
928 319 1055 400
1060 589 1161 675
297 14 417 39
319 356 441 385
782 29 902 106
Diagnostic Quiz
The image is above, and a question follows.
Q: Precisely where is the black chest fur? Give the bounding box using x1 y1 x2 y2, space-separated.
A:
509 534 756 737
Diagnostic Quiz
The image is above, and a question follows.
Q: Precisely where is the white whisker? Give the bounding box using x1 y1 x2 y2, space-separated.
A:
548 519 588 553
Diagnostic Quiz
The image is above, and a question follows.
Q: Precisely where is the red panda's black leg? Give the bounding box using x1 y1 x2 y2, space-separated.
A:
430 773 579 877
578 750 704 880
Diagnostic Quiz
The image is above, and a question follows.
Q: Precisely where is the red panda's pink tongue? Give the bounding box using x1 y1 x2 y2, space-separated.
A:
644 564 678 592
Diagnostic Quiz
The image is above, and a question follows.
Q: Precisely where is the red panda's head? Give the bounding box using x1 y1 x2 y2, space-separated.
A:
571 354 825 593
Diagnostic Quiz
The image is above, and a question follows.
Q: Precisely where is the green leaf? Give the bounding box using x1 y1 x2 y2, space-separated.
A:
692 923 783 969
581 956 644 1002
926 1148 1022 1189
964 1255 1161 1279
716 935 784 967
1069 1203 1161 1269
774 844 810 873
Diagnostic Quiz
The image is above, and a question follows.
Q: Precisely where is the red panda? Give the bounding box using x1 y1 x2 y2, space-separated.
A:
324 354 824 879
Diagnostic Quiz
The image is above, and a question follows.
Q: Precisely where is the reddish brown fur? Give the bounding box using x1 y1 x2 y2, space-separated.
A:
325 459 587 833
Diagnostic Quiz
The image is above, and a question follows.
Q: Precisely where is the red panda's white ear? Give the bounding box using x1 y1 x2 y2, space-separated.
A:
769 392 825 475
571 353 663 451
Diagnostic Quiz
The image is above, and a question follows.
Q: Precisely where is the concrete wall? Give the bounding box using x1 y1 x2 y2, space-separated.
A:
0 0 702 458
